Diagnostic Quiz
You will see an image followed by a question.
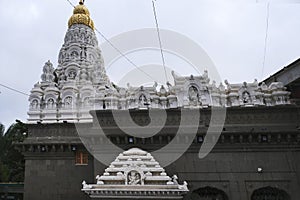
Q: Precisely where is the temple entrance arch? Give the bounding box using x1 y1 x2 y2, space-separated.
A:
251 186 290 200
191 186 229 200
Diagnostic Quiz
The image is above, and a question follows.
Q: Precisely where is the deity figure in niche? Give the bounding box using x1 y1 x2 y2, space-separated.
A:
188 86 199 104
65 96 73 108
31 100 38 109
242 91 251 104
158 85 167 97
128 171 141 185
139 94 147 106
47 98 55 109
68 70 77 80
83 97 90 107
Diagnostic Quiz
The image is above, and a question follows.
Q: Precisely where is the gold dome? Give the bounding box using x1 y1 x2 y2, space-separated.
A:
68 0 94 30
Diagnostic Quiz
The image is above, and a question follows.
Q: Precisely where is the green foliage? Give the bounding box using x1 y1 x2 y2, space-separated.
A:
0 124 4 137
0 164 9 182
0 121 27 183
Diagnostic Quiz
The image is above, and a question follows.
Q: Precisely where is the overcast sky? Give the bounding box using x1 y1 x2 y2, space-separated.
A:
0 0 300 129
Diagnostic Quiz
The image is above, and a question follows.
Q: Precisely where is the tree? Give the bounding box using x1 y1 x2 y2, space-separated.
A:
0 123 9 182
0 121 27 182
0 124 4 137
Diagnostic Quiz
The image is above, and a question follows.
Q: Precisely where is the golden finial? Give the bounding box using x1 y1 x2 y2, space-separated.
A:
68 0 94 30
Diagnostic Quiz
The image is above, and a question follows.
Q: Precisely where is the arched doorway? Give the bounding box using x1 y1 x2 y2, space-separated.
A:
191 186 229 200
251 186 290 200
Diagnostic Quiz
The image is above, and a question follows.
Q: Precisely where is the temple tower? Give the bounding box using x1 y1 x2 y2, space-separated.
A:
28 0 111 123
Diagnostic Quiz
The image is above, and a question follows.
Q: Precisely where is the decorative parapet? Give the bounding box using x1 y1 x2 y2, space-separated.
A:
82 148 188 199
28 67 291 123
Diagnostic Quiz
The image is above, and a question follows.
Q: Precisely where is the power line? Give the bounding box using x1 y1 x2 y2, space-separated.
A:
151 0 168 83
94 28 158 82
66 0 75 8
261 2 270 79
0 83 30 97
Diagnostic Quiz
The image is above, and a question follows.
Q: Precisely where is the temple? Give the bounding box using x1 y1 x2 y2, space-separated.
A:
19 1 300 200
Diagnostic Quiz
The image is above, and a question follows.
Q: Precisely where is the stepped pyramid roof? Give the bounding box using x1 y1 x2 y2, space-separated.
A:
82 148 188 199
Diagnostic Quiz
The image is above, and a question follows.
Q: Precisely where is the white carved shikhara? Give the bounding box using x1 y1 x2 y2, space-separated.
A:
82 148 189 199
28 23 291 123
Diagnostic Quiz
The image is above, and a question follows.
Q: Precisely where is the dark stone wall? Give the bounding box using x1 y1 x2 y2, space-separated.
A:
166 151 300 200
90 147 300 200
23 152 94 200
21 106 300 200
